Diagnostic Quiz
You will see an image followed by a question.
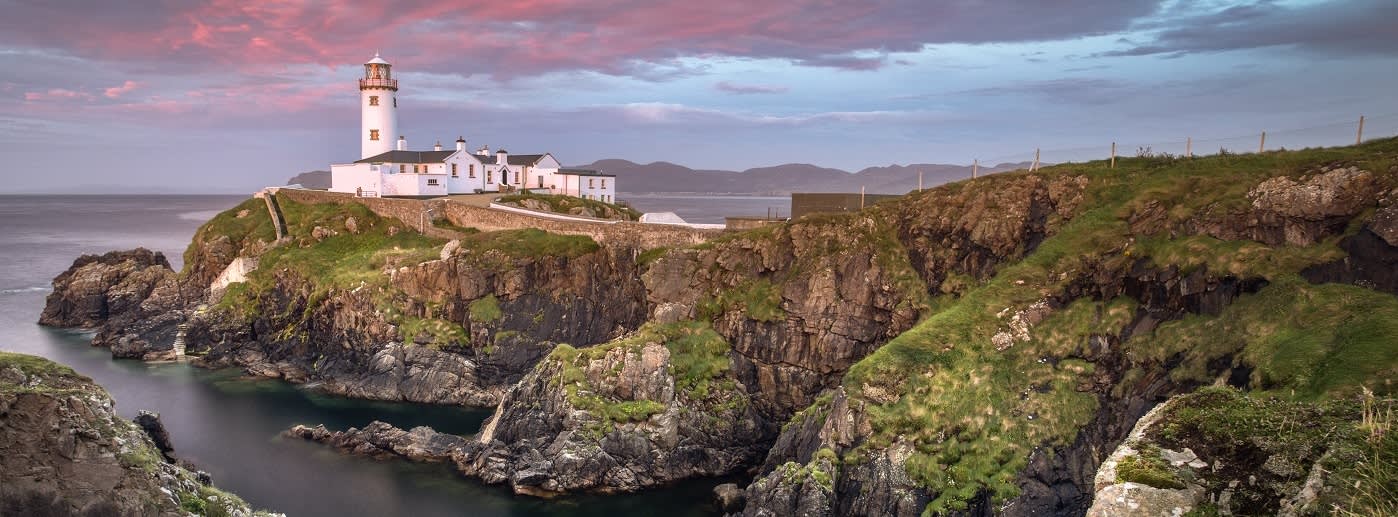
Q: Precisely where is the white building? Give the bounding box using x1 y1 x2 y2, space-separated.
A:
331 54 616 201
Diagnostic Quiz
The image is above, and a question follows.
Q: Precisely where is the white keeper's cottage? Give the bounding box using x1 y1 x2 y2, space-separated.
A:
330 54 617 201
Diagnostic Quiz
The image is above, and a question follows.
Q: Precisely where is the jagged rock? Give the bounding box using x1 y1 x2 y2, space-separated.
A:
344 216 359 234
284 421 466 462
39 248 185 359
714 483 745 513
133 410 174 458
0 352 275 516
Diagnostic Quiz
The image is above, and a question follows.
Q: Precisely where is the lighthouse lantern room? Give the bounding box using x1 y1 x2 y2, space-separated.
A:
359 53 399 159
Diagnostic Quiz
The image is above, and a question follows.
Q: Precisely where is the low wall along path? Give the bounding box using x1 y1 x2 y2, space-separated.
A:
273 189 719 250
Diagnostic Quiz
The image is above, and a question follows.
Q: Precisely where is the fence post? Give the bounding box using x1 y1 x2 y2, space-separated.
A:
973 159 979 179
1259 131 1266 153
1110 142 1116 169
1357 115 1365 145
1186 137 1192 158
1032 148 1040 171
918 170 923 191
860 186 866 209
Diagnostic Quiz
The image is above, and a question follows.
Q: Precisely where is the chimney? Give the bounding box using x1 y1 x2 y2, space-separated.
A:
496 148 508 165
455 136 466 152
434 141 442 151
397 135 406 151
477 145 489 156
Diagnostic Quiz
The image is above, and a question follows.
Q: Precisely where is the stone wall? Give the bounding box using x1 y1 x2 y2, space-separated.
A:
272 188 718 249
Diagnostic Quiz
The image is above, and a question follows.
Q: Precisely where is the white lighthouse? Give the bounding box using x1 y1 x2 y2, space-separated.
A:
359 53 399 159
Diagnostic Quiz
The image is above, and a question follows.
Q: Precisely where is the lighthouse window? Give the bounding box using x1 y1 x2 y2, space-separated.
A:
369 129 379 141
369 95 379 106
393 97 397 108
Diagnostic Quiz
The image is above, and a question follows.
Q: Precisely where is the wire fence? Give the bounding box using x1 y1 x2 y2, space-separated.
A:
969 113 1398 172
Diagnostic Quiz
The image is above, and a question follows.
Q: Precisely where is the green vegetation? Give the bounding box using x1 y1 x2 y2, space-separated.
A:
432 218 480 235
118 445 161 474
0 352 95 396
468 295 503 324
459 228 600 260
498 191 641 221
1115 444 1185 489
1140 276 1398 398
823 138 1398 513
637 246 670 267
183 197 277 273
396 316 469 349
547 321 737 437
1153 387 1396 515
699 279 785 323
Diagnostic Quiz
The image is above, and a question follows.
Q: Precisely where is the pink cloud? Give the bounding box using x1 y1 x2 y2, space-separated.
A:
715 81 789 95
24 88 93 102
104 80 141 98
0 0 1162 78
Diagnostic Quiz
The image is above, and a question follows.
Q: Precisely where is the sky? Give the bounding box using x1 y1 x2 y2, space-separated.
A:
2 0 1397 193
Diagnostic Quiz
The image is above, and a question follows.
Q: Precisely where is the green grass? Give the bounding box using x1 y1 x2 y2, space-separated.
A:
498 191 641 221
459 228 600 260
182 198 277 274
1139 276 1398 399
637 246 670 267
700 279 785 323
819 138 1398 513
468 294 503 324
1115 444 1185 489
545 321 738 435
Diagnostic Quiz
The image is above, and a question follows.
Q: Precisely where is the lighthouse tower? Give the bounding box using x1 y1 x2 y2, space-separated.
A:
359 53 399 159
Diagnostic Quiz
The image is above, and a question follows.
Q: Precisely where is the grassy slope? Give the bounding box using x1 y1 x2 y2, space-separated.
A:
201 197 602 349
827 139 1398 512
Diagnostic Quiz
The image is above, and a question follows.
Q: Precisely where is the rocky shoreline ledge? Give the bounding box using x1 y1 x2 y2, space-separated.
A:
39 141 1398 515
0 352 277 516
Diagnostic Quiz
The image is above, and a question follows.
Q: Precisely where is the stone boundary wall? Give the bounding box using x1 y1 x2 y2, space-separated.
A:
271 189 718 249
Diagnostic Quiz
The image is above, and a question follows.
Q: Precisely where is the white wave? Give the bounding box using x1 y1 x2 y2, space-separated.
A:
177 210 223 221
0 286 50 295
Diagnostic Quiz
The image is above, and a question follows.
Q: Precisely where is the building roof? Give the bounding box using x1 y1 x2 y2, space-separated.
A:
356 150 454 164
464 153 550 166
558 168 616 177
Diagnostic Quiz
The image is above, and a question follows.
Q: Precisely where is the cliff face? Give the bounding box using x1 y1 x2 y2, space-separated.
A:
39 248 187 360
39 139 1398 515
0 352 273 517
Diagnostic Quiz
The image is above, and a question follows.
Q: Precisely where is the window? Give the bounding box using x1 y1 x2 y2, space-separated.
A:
414 164 420 173
369 95 379 106
399 164 405 173
393 97 397 108
514 171 521 184
369 129 380 141
487 171 494 184
588 178 595 189
427 178 439 186
601 179 606 189
451 163 458 177
469 164 475 178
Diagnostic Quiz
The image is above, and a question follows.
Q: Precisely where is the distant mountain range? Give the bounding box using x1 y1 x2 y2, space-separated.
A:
285 160 1030 195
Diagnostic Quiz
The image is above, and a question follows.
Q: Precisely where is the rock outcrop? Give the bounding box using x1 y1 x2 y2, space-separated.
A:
1086 388 1389 516
0 352 275 517
39 248 186 360
284 421 465 462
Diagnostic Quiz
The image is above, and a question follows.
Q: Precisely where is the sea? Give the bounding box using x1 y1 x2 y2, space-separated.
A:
0 193 786 517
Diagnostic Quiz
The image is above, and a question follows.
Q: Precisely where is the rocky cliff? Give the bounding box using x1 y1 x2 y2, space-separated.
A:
0 352 275 517
40 139 1398 515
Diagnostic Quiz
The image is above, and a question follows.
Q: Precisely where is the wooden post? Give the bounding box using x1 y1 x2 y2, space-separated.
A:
1110 142 1116 169
1032 148 1040 171
973 159 979 179
1186 137 1192 158
1357 115 1366 145
1259 131 1266 153
860 186 866 209
918 170 924 191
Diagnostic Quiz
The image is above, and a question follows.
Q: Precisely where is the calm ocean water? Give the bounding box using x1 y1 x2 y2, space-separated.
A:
0 194 775 517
